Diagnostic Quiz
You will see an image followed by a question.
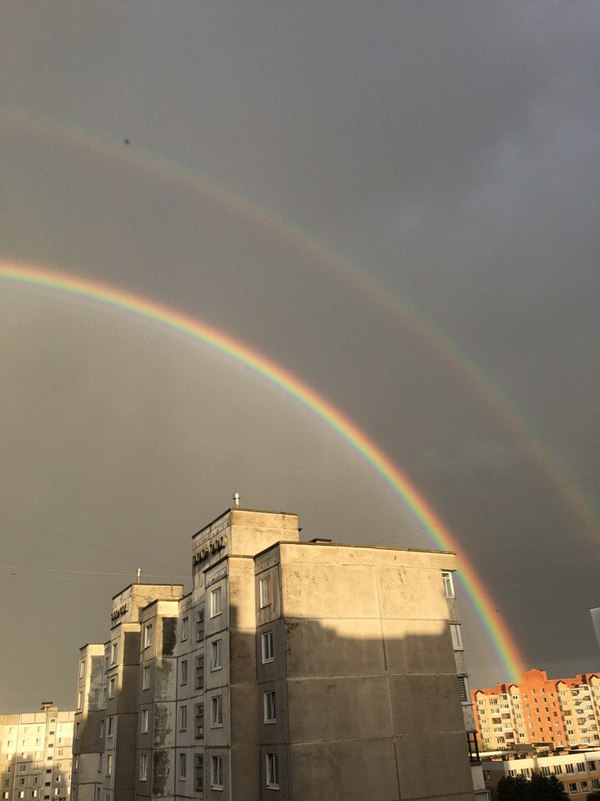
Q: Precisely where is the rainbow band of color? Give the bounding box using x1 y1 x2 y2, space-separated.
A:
0 260 526 681
5 109 598 547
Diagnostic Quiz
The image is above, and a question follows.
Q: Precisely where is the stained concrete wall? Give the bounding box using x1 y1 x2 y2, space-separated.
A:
252 540 476 801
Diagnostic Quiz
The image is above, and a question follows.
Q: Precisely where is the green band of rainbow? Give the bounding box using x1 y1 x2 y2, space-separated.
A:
1 260 526 681
5 108 597 544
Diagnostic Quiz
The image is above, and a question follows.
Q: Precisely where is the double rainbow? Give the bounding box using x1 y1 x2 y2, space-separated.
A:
1 259 526 681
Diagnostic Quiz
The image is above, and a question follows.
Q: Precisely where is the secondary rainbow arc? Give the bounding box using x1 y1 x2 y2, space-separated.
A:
1 259 526 681
4 107 597 545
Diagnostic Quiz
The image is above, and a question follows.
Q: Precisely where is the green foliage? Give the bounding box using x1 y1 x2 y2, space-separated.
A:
497 772 570 801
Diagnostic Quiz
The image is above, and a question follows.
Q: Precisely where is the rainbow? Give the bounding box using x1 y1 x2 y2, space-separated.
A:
4 108 598 546
0 259 526 681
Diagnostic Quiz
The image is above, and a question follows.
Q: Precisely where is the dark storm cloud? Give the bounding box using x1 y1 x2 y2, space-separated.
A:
2 1 600 708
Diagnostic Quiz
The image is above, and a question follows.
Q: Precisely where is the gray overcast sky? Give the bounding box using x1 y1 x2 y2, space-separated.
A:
2 1 600 711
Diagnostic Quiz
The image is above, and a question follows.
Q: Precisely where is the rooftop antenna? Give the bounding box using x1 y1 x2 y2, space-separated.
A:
136 568 142 583
233 492 240 508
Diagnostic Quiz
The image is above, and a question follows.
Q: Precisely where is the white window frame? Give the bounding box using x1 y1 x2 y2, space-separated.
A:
210 639 222 672
264 691 276 724
108 677 116 699
179 704 187 732
106 754 112 777
139 754 148 782
261 631 274 664
107 716 114 738
144 623 153 649
111 642 117 664
178 753 186 781
266 753 279 789
180 659 188 685
450 623 463 651
211 756 223 790
141 708 149 734
210 587 222 618
442 571 455 598
211 696 223 728
142 665 151 691
259 576 272 609
181 617 189 642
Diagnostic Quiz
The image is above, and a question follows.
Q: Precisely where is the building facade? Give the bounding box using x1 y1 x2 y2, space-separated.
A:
72 505 477 801
0 703 74 801
482 747 600 800
472 669 600 751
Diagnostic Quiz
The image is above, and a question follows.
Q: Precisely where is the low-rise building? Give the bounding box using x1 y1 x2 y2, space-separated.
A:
482 747 600 800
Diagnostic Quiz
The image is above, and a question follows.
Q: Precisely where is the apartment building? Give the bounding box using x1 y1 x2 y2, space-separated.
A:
472 669 600 751
72 505 477 801
482 747 600 800
0 703 74 801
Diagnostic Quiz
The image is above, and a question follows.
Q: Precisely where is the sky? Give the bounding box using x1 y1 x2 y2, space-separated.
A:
2 1 600 712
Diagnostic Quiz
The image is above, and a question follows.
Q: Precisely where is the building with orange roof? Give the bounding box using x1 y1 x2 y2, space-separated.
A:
472 669 600 751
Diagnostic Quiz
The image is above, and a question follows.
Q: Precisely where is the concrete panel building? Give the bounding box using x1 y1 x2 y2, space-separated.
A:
482 747 600 800
72 505 477 801
0 703 74 801
472 669 600 751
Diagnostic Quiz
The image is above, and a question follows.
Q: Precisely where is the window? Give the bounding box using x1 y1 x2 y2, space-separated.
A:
108 677 116 699
73 756 79 773
99 720 104 739
194 754 204 793
210 640 222 671
144 624 153 649
178 753 186 780
259 576 272 609
179 705 188 732
449 623 463 651
458 675 470 703
139 754 148 782
210 588 222 618
261 631 274 664
211 756 223 790
568 783 577 793
97 755 102 774
565 764 574 774
142 665 151 691
577 762 586 772
79 661 85 679
32 792 38 799
181 617 189 642
107 716 114 737
77 691 83 709
266 753 279 789
442 571 455 598
180 660 188 685
195 704 204 739
541 767 551 776
592 779 600 790
195 609 205 642
106 755 112 777
111 642 117 664
211 696 223 727
141 709 149 734
19 792 25 799
590 761 597 771
195 656 204 690
264 691 276 724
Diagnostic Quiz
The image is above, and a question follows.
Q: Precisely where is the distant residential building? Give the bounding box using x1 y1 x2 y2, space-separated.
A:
472 668 600 751
72 504 478 801
0 703 74 801
482 747 600 800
